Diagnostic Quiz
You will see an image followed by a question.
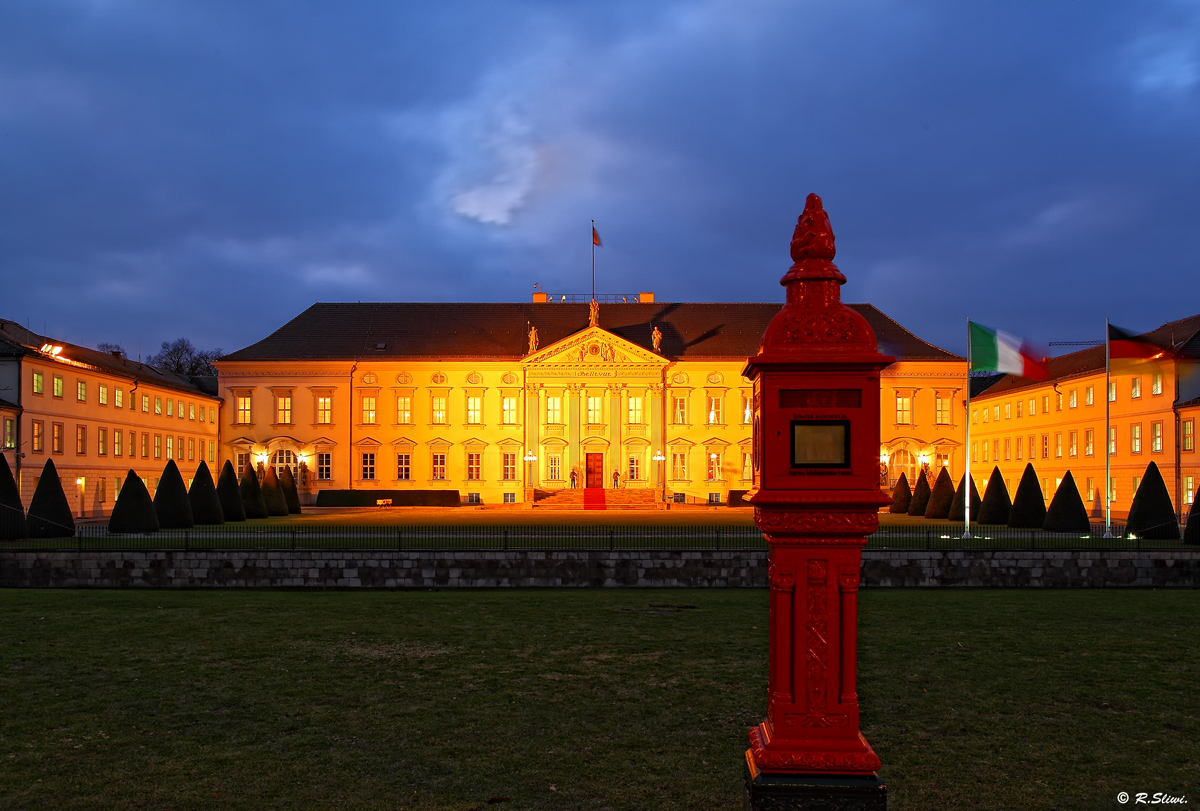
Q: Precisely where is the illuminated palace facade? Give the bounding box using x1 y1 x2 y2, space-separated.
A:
214 296 967 505
0 319 222 518
969 314 1200 520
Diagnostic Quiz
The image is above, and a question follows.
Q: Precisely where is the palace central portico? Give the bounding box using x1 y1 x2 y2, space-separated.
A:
214 296 963 506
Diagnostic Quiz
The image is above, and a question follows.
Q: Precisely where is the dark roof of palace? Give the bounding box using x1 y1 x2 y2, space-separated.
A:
0 319 220 399
220 302 961 363
974 313 1200 398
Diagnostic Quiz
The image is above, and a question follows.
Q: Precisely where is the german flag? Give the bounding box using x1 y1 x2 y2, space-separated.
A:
1108 324 1167 361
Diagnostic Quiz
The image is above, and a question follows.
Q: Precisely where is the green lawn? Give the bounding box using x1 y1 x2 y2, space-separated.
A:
1 589 1195 810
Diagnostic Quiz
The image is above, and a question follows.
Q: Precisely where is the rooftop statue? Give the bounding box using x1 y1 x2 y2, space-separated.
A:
790 192 836 263
589 298 600 327
528 325 538 354
651 325 662 353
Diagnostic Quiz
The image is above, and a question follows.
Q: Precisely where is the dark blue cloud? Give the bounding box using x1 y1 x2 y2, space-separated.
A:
1 0 1197 356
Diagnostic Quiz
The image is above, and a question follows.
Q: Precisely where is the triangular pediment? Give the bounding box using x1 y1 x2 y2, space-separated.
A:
524 326 666 372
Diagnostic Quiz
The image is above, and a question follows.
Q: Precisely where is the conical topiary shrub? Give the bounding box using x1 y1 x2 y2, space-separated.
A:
1125 461 1180 540
1043 471 1090 533
0 453 26 540
889 473 912 514
26 459 75 539
1184 484 1200 545
907 472 931 516
154 459 195 529
279 466 302 514
1008 463 1047 529
188 462 224 525
977 466 1012 525
108 471 159 534
924 467 955 519
948 474 982 522
217 461 246 522
239 461 268 519
261 467 289 516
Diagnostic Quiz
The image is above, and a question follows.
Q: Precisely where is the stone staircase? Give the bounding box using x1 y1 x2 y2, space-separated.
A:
533 488 659 510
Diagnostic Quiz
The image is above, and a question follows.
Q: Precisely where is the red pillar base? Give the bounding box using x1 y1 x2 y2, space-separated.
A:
744 754 887 811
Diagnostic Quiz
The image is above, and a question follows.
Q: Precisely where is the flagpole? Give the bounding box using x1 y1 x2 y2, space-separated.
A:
1105 317 1112 538
591 219 596 302
964 317 972 539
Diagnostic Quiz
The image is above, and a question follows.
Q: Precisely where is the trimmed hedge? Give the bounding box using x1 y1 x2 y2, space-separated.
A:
26 459 75 539
108 471 160 533
907 472 931 517
978 466 1012 525
314 490 461 508
1185 483 1200 545
239 463 268 520
0 453 26 540
1043 471 1090 533
154 459 195 529
188 462 224 525
889 473 912 514
217 461 246 522
1125 461 1180 540
261 467 290 517
924 467 956 519
948 474 982 522
280 466 302 514
1008 463 1047 529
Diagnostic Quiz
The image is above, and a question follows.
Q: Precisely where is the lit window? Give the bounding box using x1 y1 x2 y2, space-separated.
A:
76 425 87 455
742 452 752 480
1015 399 1022 419
467 396 482 424
1152 373 1162 395
672 396 688 425
707 395 723 425
971 441 978 462
32 420 44 453
503 492 516 504
982 441 988 462
1085 386 1093 406
671 451 689 480
98 479 106 504
1069 431 1077 457
1041 395 1049 413
431 452 446 480
397 453 411 480
1028 435 1035 459
395 396 411 424
1015 436 1023 460
1086 478 1094 501
98 428 107 456
994 405 1000 421
317 396 333 424
1042 435 1049 459
628 455 641 481
467 452 481 480
141 433 149 458
177 401 184 418
1185 476 1195 506
707 452 721 480
166 436 173 459
1069 390 1077 408
993 440 999 461
33 371 44 395
1108 382 1116 402
742 394 752 425
276 395 292 424
1028 398 1036 416
982 407 988 424
361 396 376 424
209 407 215 422
1151 421 1163 453
1004 403 1011 419
317 453 331 481
155 397 162 415
142 394 150 413
189 403 195 420
431 396 447 424
546 396 561 424
99 385 108 405
588 396 603 425
1004 438 1011 461
1054 433 1062 458
548 455 562 480
1131 377 1141 398
1055 394 1062 412
208 440 215 463
502 453 517 480
972 409 978 424
236 395 251 424
52 423 64 454
1085 429 1094 456
1108 426 1116 455
2 418 13 450
502 397 518 424
53 376 63 398
895 395 912 425
77 381 87 402
188 438 194 461
1184 419 1194 452
1131 424 1142 453
361 452 376 480
1133 475 1141 495
628 396 643 425
154 435 162 459
1109 478 1117 504
167 398 173 416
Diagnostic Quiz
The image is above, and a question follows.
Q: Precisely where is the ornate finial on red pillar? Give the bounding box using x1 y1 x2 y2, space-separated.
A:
741 195 892 810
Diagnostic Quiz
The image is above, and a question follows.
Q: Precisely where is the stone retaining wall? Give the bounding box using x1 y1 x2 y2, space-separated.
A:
2 548 1198 588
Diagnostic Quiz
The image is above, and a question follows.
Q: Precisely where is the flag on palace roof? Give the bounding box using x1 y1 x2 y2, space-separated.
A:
969 321 1048 380
592 226 602 247
1108 323 1168 361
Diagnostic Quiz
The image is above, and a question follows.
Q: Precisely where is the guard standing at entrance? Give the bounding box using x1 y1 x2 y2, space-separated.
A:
570 469 578 489
612 470 620 489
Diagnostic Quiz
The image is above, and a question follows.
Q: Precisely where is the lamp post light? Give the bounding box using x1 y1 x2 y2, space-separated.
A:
523 450 537 504
653 449 666 499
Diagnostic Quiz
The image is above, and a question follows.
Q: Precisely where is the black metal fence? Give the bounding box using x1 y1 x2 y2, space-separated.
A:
1 521 1192 552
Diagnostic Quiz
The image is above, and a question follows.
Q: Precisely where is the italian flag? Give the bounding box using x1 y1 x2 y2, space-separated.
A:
969 321 1048 380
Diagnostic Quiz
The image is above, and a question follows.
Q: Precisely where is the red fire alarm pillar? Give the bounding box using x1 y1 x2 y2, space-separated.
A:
742 194 892 809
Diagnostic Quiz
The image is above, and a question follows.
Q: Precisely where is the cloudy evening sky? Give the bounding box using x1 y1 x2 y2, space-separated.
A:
1 0 1198 358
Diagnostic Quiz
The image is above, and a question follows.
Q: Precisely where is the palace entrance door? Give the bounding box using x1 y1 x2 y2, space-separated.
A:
585 453 604 488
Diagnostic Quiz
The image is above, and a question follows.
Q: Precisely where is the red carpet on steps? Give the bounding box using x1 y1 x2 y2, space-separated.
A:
582 488 607 510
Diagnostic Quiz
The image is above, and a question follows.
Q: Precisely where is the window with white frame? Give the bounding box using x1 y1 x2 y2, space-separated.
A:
1151 421 1163 453
53 375 63 398
315 396 332 424
276 395 292 424
236 395 251 424
707 452 721 480
1042 434 1049 459
1069 431 1077 457
936 397 951 425
742 393 752 425
1005 403 1011 420
467 452 481 480
547 455 561 480
431 396 447 424
1055 433 1062 458
1108 381 1116 402
432 452 446 479
1152 373 1163 395
1131 377 1142 398
396 396 411 424
1109 426 1116 455
707 395 723 425
627 396 643 424
671 451 689 480
113 429 121 457
587 396 603 424
1004 437 1011 461
361 396 377 424
1185 419 1195 452
502 396 518 424
317 452 331 480
99 385 108 405
1185 476 1195 505
361 452 376 480
1085 386 1093 406
672 395 688 424
467 396 482 424
77 381 87 402
1085 429 1094 456
502 452 517 480
1016 436 1023 460
98 428 107 456
742 452 752 480
628 454 641 481
895 394 912 424
1069 390 1077 408
114 388 123 409
546 396 562 424
397 453 411 480
1131 423 1142 453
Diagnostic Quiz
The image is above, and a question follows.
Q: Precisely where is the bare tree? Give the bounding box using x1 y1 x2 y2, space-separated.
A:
96 342 126 357
147 338 222 376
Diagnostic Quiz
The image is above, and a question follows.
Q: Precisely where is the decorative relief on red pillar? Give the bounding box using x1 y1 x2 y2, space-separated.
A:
806 560 828 711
